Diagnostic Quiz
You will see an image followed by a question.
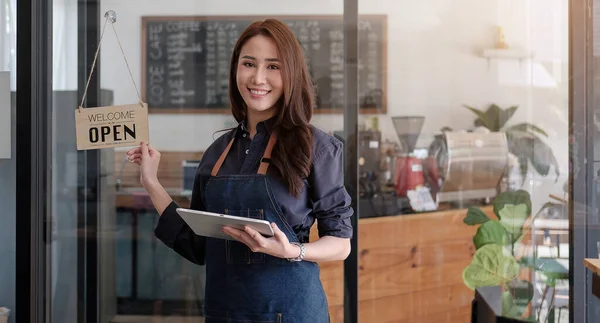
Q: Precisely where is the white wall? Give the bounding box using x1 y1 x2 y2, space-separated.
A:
0 0 16 91
53 0 78 91
99 0 347 152
94 0 569 205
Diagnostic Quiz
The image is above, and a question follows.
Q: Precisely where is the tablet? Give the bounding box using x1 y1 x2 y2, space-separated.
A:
176 208 275 240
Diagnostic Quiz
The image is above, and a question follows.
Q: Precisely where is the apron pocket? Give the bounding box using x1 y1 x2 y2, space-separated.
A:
224 209 266 264
204 307 282 323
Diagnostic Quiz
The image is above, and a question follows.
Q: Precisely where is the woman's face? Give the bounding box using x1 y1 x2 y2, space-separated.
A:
236 34 284 116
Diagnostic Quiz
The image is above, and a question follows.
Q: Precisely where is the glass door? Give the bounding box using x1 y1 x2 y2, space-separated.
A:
355 0 572 322
50 1 354 322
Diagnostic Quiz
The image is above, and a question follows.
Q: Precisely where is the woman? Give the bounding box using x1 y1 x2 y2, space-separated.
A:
127 18 353 323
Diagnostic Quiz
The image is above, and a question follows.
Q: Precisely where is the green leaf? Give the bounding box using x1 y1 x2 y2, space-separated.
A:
530 137 556 176
473 221 510 249
546 147 561 181
498 204 530 241
518 156 528 186
506 129 536 142
471 104 519 130
506 122 549 137
464 105 495 130
501 291 514 315
507 280 534 304
516 202 563 243
486 104 503 130
462 244 519 290
540 201 563 212
507 132 535 159
502 291 526 318
530 137 561 179
463 207 491 225
507 134 560 180
497 105 518 130
493 190 532 219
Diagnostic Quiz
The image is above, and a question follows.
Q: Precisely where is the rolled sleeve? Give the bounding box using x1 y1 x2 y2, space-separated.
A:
309 140 354 239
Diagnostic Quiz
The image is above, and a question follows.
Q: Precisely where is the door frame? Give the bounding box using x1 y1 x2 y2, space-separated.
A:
342 0 359 322
15 0 53 322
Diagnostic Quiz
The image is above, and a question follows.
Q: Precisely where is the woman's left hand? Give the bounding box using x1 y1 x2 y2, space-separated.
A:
222 223 299 259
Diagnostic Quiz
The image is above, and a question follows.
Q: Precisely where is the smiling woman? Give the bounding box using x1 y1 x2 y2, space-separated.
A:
235 36 284 118
126 18 353 323
230 19 316 198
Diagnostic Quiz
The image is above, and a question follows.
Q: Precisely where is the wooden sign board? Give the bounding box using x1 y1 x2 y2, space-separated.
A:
75 103 150 150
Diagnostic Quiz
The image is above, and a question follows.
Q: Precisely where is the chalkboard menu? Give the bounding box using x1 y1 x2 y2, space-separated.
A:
141 15 387 114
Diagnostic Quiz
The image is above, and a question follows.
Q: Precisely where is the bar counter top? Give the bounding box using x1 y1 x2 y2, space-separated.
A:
310 205 494 323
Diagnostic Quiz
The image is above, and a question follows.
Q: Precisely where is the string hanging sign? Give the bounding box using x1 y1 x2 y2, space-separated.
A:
75 10 150 150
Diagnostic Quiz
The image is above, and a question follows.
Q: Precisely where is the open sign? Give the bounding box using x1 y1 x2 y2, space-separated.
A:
75 103 150 150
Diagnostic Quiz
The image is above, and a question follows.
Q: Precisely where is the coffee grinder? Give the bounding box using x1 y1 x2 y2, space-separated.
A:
390 116 439 200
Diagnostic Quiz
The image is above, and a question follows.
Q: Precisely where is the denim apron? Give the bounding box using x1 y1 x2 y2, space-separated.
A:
202 131 330 323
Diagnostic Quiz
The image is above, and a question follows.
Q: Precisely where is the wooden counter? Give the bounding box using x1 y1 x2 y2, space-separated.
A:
584 258 600 300
311 206 494 323
584 258 600 275
113 152 488 320
114 183 489 321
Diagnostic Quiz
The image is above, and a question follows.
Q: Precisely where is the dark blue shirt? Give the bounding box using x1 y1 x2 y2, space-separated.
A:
155 118 354 264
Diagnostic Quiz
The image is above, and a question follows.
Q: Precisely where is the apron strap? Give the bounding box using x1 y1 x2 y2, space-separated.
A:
210 131 279 176
257 131 278 175
211 136 235 176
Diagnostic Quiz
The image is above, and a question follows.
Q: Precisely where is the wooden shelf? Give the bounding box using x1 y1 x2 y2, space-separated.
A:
481 48 535 70
482 48 535 59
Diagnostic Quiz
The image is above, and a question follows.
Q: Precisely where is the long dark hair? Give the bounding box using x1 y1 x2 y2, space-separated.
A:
229 19 314 197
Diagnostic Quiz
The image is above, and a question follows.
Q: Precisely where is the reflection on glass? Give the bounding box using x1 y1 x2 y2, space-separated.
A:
51 1 354 322
357 0 569 322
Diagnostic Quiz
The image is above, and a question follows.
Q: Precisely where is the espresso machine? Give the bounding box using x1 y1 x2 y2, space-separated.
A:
389 117 509 210
428 130 508 204
334 129 406 217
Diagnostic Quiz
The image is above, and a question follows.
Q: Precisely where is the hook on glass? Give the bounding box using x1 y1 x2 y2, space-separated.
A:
104 10 117 24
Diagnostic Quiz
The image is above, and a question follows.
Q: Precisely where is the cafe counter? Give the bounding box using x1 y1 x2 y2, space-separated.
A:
113 151 494 321
115 184 491 322
310 205 494 323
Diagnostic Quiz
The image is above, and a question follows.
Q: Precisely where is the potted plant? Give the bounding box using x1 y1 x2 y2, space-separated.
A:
462 190 559 322
463 104 560 186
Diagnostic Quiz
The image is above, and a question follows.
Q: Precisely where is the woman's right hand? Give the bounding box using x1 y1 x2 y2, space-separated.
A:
127 141 161 188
